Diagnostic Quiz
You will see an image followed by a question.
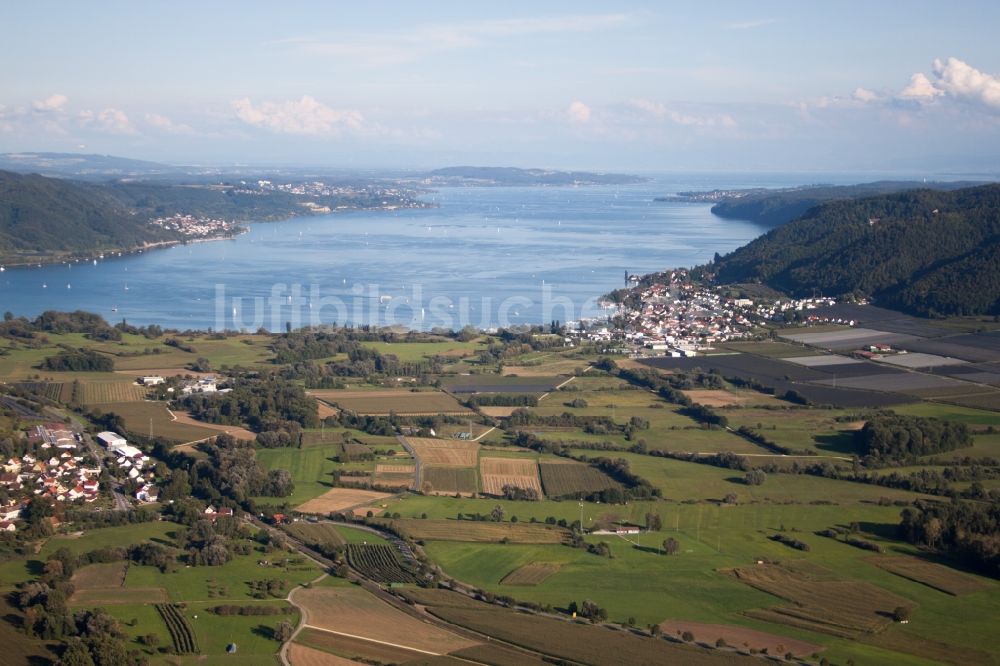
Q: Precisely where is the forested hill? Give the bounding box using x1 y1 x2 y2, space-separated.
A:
0 170 176 264
708 181 978 228
711 184 1000 317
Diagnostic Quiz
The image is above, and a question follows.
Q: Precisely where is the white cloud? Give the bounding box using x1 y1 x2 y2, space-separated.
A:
32 94 68 113
626 98 736 127
232 96 365 135
899 72 942 100
79 108 136 134
145 112 194 135
931 57 1000 109
567 100 592 124
283 13 630 65
724 18 776 30
852 87 878 103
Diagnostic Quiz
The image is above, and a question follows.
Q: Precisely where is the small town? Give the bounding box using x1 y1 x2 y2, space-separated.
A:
147 213 244 239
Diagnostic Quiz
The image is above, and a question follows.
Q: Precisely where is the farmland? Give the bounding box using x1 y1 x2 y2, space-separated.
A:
480 456 543 497
869 555 990 596
538 460 623 498
346 543 422 583
407 437 479 466
89 399 220 443
296 487 394 515
422 466 479 494
309 388 472 415
500 562 562 586
387 518 571 544
285 522 346 549
79 379 149 403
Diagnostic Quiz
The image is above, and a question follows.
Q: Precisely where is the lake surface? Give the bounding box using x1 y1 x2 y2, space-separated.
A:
0 174 817 331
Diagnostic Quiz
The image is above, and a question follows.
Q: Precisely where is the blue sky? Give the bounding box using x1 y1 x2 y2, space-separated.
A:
3 1 1000 172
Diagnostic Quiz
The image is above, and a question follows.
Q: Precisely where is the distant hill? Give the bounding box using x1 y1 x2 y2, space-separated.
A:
0 170 177 264
426 166 644 186
711 184 1000 317
0 152 179 179
672 181 984 228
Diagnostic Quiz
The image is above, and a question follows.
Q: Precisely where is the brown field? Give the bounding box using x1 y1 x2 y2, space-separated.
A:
296 488 394 515
480 457 543 497
387 518 571 544
316 400 340 419
681 389 748 407
538 461 622 498
376 464 414 474
288 641 362 666
868 555 990 596
862 627 995 665
309 389 472 416
170 410 258 441
502 360 587 376
70 561 127 589
80 381 149 404
285 522 346 548
500 563 562 586
478 406 521 418
91 400 219 443
69 587 168 605
422 466 478 495
295 587 478 654
428 602 746 666
659 619 822 657
729 563 916 638
407 437 479 466
296 628 432 664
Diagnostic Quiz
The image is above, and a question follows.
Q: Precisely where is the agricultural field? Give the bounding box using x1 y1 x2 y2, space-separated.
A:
659 619 823 657
373 462 415 489
296 487 394 515
500 562 562 586
422 465 479 494
89 399 220 443
538 460 623 498
442 374 567 393
869 555 990 596
293 586 478 654
480 456 543 497
361 338 485 361
78 379 149 404
729 562 917 638
285 522 346 549
407 437 479 466
255 443 342 506
387 518 571 544
309 388 472 415
346 543 422 583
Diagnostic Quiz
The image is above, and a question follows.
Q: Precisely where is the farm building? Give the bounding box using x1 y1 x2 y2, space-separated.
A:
139 375 165 385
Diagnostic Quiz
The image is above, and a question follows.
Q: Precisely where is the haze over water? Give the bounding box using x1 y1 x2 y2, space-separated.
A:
1 174 819 331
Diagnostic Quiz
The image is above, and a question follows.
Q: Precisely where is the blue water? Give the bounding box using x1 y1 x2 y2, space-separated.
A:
0 174 803 331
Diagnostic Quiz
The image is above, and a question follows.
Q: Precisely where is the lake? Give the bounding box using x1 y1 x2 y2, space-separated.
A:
0 174 812 331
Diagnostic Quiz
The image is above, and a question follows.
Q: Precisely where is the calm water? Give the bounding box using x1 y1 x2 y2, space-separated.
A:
0 174 812 331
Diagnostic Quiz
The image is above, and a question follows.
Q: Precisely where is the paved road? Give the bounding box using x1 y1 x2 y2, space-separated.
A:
58 408 133 512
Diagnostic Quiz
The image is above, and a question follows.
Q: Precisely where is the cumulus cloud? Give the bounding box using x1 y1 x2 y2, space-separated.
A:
899 72 942 100
145 112 194 135
567 100 592 124
32 94 68 113
931 57 1000 109
627 98 736 127
852 87 878 103
79 108 136 134
232 96 365 135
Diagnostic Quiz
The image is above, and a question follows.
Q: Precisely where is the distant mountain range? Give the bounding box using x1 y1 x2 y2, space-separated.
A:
710 184 1000 317
422 166 645 186
664 181 984 228
0 152 181 179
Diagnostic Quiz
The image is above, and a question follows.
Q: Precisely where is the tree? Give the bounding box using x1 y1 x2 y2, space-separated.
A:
744 469 767 486
681 630 695 642
892 606 911 622
491 504 504 522
662 537 679 555
274 620 294 642
723 492 738 505
55 638 95 666
644 512 662 531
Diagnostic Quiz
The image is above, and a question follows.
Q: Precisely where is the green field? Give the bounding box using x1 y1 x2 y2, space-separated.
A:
362 338 485 361
91 400 221 443
255 443 341 505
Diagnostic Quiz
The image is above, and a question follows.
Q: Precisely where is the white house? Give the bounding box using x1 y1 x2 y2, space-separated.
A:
97 432 126 449
139 376 165 385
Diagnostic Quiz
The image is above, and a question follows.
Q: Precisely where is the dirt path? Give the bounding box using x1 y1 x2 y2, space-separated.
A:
281 572 329 666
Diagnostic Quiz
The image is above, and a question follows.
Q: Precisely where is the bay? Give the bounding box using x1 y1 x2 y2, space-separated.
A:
0 174 815 331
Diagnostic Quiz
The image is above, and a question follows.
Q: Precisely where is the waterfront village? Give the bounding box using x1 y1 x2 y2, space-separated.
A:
567 268 844 357
148 213 243 239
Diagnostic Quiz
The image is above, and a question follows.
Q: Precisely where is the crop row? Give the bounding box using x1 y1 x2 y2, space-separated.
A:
155 603 198 654
347 544 422 584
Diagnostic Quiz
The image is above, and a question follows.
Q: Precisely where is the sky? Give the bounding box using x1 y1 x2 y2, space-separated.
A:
2 1 1000 173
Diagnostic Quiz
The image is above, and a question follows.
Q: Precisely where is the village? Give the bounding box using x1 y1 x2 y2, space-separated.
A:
568 269 842 357
147 213 244 239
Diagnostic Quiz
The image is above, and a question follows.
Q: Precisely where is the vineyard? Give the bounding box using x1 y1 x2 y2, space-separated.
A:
155 603 198 654
422 466 478 495
538 461 622 498
285 522 345 550
480 457 543 497
347 544 422 584
81 381 149 404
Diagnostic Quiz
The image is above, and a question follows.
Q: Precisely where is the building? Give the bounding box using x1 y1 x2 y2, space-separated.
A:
139 376 165 385
97 432 127 449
